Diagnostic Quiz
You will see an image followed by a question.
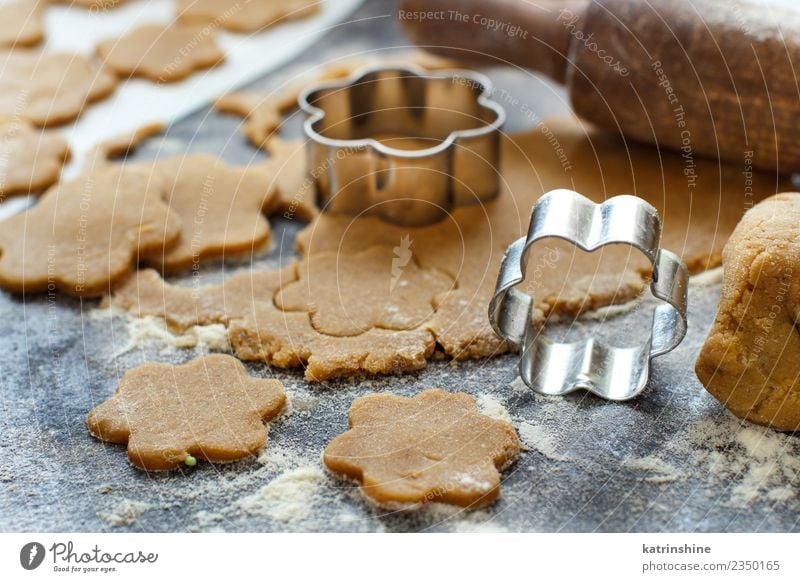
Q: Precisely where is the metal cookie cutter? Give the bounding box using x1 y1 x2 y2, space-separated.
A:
489 189 689 401
299 65 505 227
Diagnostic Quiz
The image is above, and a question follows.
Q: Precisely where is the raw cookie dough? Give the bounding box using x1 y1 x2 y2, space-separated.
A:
0 166 180 296
0 121 71 199
54 0 127 8
142 155 279 272
297 117 790 359
114 117 786 378
0 0 44 48
113 267 436 381
696 193 800 431
97 24 224 83
82 122 165 171
263 138 318 221
324 389 520 509
82 132 281 271
87 354 286 471
0 50 117 127
276 245 453 336
215 91 292 148
177 0 319 33
216 51 458 148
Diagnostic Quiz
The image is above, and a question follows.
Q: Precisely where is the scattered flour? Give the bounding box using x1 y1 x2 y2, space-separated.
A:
452 520 509 533
190 324 231 351
237 466 325 522
256 445 307 471
194 510 224 528
113 316 230 356
454 472 494 495
669 415 800 508
688 266 724 289
100 499 151 527
509 376 529 395
517 421 569 461
623 455 684 484
477 393 512 423
579 295 644 321
283 388 320 415
88 304 128 324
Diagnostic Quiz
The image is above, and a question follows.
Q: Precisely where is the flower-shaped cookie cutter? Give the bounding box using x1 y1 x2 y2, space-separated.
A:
489 189 689 401
299 65 505 226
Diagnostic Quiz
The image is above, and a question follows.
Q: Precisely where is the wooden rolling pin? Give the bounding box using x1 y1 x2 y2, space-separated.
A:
397 0 800 174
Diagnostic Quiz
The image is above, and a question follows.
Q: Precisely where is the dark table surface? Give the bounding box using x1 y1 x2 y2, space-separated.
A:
1 0 799 533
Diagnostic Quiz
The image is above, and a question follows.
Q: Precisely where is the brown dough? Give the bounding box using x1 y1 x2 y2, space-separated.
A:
176 0 319 33
324 389 520 509
0 121 71 199
0 50 117 127
96 24 224 83
0 1 44 48
276 245 453 336
215 91 291 148
696 194 800 431
113 267 436 381
215 51 459 148
54 0 127 8
114 117 786 379
298 117 789 359
0 166 181 296
263 137 318 222
82 122 166 172
87 354 286 471
141 155 279 272
84 129 286 272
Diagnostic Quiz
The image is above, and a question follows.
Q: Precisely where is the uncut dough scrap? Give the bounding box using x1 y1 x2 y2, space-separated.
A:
0 50 116 127
276 245 453 336
0 167 180 296
324 389 520 509
114 117 788 380
97 24 224 83
216 51 460 148
696 193 800 431
114 266 437 381
87 354 286 471
0 121 70 198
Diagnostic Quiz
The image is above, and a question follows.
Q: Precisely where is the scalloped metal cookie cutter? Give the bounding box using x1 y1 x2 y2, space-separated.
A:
299 65 505 226
489 189 689 401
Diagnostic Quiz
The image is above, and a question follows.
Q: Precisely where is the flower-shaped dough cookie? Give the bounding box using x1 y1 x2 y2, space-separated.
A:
87 354 286 471
97 24 224 83
0 166 181 296
0 121 70 199
324 389 520 509
276 245 453 336
0 50 116 127
0 1 44 48
177 0 319 33
143 155 279 272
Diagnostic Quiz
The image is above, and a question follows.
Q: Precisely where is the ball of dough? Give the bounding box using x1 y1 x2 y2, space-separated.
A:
696 193 800 431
